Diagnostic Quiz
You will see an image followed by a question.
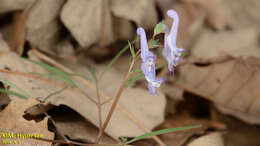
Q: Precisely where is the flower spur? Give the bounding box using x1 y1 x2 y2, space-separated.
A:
137 27 165 94
163 9 187 75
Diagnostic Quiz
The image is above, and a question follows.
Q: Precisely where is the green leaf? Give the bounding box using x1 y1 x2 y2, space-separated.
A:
99 39 136 80
88 66 98 83
126 125 202 144
0 78 29 97
131 69 142 74
43 86 68 102
125 73 144 88
128 40 136 59
0 88 28 99
153 21 164 36
29 72 69 83
24 59 77 87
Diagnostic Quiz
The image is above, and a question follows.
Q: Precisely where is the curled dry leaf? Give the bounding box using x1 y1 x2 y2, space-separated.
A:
0 98 54 146
174 57 260 124
187 132 224 146
0 51 166 140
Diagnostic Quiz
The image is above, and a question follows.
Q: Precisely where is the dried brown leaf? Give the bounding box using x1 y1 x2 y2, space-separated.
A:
191 28 260 61
61 0 115 48
174 57 260 124
0 98 54 146
27 0 64 52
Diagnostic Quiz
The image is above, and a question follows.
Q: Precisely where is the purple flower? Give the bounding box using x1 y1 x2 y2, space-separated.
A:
137 27 165 94
163 9 187 75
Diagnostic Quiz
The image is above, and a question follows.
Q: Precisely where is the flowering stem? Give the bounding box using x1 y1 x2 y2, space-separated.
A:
95 56 136 143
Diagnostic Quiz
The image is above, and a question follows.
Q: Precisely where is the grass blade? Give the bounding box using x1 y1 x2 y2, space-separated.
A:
69 73 91 81
99 40 136 80
0 78 29 97
125 73 144 88
24 58 77 87
43 86 68 102
126 125 202 144
0 88 28 99
88 66 97 83
128 40 136 59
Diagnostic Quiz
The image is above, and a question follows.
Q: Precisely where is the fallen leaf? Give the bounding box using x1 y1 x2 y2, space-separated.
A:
52 106 115 144
191 28 260 61
0 98 54 146
61 0 115 48
156 112 207 146
174 57 260 124
26 0 64 52
187 132 224 146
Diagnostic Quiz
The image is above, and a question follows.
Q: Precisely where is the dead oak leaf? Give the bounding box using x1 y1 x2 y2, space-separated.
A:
0 98 54 146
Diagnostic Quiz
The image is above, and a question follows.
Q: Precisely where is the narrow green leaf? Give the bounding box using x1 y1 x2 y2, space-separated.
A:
24 59 77 87
125 73 144 88
148 39 160 49
153 21 164 36
99 39 137 80
0 88 28 99
43 86 68 102
181 51 189 57
131 69 142 74
29 72 68 83
128 40 136 59
126 125 202 144
0 78 29 97
88 66 97 83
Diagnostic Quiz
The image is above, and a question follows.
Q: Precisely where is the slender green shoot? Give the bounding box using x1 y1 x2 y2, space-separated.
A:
88 66 98 83
125 125 202 144
43 86 68 102
125 73 144 88
0 78 29 97
0 88 28 99
128 40 136 59
24 58 77 87
99 40 137 80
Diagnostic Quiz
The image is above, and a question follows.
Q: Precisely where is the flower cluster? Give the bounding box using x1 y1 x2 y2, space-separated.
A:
137 9 186 94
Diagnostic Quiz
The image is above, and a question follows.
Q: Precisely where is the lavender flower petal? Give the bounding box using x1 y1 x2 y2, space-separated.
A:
137 27 165 94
